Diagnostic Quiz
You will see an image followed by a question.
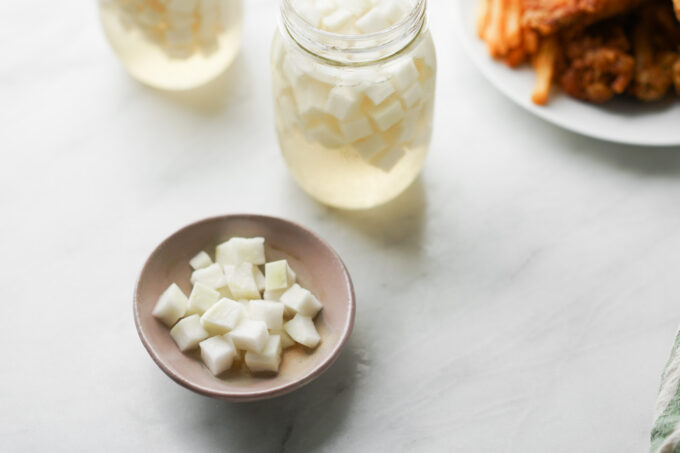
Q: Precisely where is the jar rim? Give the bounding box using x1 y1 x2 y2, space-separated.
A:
280 0 427 64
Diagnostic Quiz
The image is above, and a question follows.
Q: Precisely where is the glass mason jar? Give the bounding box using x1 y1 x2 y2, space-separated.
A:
271 0 436 210
99 0 243 90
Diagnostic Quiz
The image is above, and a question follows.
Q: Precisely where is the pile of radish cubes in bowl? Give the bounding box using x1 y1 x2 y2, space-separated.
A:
151 237 323 376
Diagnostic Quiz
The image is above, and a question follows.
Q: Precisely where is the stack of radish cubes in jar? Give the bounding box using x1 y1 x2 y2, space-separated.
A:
152 237 322 375
271 0 437 173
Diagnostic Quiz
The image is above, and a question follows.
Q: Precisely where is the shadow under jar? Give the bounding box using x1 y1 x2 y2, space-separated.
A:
271 0 437 210
99 0 243 90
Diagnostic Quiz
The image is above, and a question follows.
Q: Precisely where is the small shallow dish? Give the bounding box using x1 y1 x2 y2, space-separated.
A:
455 0 680 147
134 214 355 402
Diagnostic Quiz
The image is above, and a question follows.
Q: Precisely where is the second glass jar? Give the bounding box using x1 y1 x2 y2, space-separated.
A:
271 0 437 210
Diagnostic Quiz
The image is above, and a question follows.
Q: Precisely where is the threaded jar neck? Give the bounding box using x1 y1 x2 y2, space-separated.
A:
279 0 427 65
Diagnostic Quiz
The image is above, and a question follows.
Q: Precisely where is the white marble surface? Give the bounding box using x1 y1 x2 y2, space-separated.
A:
2 1 680 451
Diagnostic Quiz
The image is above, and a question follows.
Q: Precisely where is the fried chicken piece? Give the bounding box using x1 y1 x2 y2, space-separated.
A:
559 21 635 103
630 2 680 101
523 0 648 35
674 0 680 22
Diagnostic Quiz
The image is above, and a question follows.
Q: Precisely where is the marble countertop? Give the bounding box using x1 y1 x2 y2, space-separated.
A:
3 1 680 451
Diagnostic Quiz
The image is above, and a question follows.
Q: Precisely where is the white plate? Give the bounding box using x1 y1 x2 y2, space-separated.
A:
454 0 680 147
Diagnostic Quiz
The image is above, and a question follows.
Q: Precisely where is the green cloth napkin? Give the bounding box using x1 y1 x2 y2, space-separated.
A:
652 329 680 453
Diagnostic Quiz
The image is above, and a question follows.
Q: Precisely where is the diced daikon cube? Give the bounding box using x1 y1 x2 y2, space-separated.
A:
374 146 405 172
200 298 245 334
340 117 373 143
356 7 390 33
293 79 331 118
365 80 396 105
271 329 296 349
344 0 372 16
390 58 419 91
190 263 227 290
170 315 209 351
248 300 285 330
189 251 212 270
253 266 266 292
187 282 221 315
215 237 266 266
152 283 188 327
325 86 363 120
379 0 407 24
263 288 287 301
297 0 322 27
315 0 338 15
280 284 323 318
370 98 404 131
401 82 424 108
200 336 236 375
353 134 387 160
321 8 353 32
227 263 262 300
230 319 269 353
285 315 321 349
264 260 296 291
245 335 282 373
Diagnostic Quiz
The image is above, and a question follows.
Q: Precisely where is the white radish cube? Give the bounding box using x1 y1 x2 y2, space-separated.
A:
200 298 245 334
353 134 387 160
340 117 373 143
263 288 287 301
245 335 282 373
325 87 362 120
271 329 296 349
344 0 372 16
374 146 405 172
285 315 321 349
379 0 407 24
215 237 265 266
152 283 188 327
168 0 197 14
297 1 322 27
282 56 307 88
397 109 419 143
190 263 226 290
390 59 419 91
264 260 296 291
315 0 337 15
370 98 404 131
189 251 212 270
356 7 390 33
280 284 323 318
307 123 345 149
187 282 221 315
321 8 353 31
293 80 331 118
401 82 424 108
200 336 236 375
248 300 285 330
170 315 209 351
365 80 395 105
230 319 269 353
227 263 262 300
253 266 266 292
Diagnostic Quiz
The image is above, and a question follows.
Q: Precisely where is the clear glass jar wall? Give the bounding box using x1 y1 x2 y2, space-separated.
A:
271 0 437 209
100 0 243 90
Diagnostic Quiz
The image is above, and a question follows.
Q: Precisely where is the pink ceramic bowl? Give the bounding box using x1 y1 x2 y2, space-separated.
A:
134 214 355 402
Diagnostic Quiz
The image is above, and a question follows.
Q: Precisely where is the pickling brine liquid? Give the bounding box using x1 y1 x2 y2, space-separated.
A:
278 128 430 209
99 0 243 90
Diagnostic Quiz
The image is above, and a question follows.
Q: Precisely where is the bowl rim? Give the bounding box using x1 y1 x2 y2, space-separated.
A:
133 213 356 402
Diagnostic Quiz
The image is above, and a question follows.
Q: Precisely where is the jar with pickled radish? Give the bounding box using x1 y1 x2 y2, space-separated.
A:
271 0 437 209
99 0 243 90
